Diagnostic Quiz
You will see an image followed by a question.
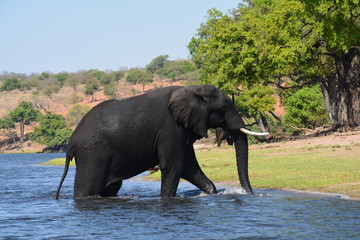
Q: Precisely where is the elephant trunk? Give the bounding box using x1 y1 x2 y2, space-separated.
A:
232 130 253 194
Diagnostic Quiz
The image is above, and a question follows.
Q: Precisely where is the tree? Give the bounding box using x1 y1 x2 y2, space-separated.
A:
0 77 22 91
126 69 153 92
139 71 153 92
236 85 277 133
37 72 51 81
161 60 196 81
30 112 72 151
0 117 17 143
9 101 41 143
146 55 169 73
189 1 360 129
55 73 68 87
111 71 124 85
84 79 100 102
65 74 81 92
66 104 91 126
41 79 60 99
103 82 118 99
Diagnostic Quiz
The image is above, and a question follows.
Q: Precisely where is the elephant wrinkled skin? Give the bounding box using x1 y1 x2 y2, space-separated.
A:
56 85 261 198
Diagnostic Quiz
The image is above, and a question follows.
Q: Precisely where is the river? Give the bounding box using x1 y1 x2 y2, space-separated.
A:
0 153 359 239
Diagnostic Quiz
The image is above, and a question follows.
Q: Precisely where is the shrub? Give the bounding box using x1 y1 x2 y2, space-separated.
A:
284 85 330 134
0 77 22 91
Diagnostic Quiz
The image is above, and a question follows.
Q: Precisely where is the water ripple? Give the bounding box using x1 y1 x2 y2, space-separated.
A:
1 153 360 240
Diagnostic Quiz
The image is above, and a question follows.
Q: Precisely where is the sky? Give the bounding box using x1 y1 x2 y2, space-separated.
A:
0 0 241 74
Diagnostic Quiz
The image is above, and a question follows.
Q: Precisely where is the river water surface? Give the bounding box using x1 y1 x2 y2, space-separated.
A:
1 153 359 239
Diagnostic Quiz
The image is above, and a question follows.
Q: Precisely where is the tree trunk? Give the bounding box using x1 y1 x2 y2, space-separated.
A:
321 48 360 130
20 120 24 144
252 112 270 139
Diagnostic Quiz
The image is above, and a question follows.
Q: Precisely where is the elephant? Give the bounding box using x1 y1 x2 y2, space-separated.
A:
55 85 268 199
215 127 233 147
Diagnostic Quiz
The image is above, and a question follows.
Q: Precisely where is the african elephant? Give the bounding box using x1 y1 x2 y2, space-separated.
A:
56 85 267 199
215 127 233 147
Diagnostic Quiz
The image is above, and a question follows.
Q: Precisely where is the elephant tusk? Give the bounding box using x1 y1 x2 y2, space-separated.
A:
239 128 269 136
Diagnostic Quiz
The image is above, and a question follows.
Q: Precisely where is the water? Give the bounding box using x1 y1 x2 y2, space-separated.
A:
1 154 359 240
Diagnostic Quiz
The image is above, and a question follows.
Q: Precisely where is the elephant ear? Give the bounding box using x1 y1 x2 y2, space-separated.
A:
169 86 209 138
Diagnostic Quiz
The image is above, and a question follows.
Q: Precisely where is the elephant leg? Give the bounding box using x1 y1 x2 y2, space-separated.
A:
74 167 107 198
74 150 112 198
158 146 184 197
101 178 123 197
181 146 217 194
160 169 181 197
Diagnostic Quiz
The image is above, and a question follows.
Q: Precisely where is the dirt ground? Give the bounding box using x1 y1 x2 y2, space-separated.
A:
250 127 360 150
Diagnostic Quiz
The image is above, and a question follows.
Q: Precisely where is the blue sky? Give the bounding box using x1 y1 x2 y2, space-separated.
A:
0 0 241 74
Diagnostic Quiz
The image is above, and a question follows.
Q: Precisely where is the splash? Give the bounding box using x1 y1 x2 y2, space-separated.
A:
219 187 249 195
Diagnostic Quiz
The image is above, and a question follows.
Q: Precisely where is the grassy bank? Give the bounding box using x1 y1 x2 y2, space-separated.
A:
148 143 360 198
42 158 75 166
44 142 360 198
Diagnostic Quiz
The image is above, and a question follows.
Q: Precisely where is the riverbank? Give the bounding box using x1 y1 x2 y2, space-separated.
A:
43 129 360 199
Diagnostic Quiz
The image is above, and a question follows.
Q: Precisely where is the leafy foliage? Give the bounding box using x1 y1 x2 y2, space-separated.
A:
55 73 68 87
161 60 197 81
0 77 22 91
41 79 60 99
9 101 40 124
0 117 17 143
189 0 360 128
30 112 72 150
9 101 41 143
236 85 277 118
110 71 125 85
103 82 118 99
146 55 169 73
126 69 153 91
126 69 153 84
84 79 100 101
66 104 90 126
284 85 330 132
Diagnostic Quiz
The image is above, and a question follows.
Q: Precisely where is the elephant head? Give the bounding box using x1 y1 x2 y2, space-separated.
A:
169 85 268 194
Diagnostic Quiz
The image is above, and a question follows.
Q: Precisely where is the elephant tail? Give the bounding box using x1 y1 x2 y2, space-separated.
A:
55 151 74 199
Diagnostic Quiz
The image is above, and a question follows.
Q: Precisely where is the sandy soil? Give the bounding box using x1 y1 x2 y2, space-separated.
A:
250 127 360 150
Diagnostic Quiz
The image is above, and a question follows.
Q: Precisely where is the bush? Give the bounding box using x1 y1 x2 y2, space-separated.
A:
66 104 91 126
0 77 22 91
126 69 153 85
103 82 118 99
284 85 330 134
30 112 72 151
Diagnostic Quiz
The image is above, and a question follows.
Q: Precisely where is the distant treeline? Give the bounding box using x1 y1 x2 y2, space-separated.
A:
0 56 200 100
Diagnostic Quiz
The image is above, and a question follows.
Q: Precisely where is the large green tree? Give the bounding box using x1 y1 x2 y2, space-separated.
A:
189 0 360 129
9 101 41 143
30 112 72 151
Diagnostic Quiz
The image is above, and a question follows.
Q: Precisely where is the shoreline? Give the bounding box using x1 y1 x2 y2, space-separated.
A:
6 129 360 200
133 176 360 201
35 162 360 200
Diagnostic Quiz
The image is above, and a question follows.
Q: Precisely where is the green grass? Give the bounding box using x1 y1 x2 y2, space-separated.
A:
147 145 360 198
42 144 360 198
41 158 75 166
